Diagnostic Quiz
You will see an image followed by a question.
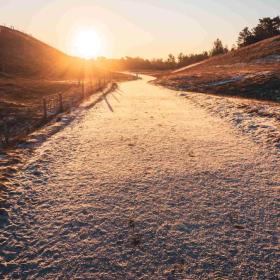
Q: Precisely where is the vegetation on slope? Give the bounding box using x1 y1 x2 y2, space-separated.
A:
0 25 88 79
238 16 280 47
155 35 280 101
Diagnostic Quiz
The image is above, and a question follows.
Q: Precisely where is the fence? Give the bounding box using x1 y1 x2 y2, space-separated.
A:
0 78 110 147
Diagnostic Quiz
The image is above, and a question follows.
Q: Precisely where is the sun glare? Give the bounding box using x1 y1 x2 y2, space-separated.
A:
72 29 101 59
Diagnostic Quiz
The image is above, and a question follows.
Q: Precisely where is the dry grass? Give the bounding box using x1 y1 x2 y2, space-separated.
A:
0 72 135 114
0 78 76 105
0 78 90 146
155 36 280 101
0 72 137 147
0 26 85 79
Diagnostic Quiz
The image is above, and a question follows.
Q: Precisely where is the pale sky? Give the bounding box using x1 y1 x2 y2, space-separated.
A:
0 0 279 58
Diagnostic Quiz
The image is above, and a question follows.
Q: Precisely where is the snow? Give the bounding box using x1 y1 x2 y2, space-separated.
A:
182 91 280 150
206 71 273 87
1 75 279 279
172 61 206 73
254 54 280 63
244 71 272 79
206 76 243 86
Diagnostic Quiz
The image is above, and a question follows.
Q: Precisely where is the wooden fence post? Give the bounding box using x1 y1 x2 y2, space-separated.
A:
81 80 85 99
43 98 47 120
59 93 63 112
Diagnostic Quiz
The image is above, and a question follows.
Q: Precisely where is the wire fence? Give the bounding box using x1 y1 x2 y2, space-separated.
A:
0 78 110 147
0 25 115 147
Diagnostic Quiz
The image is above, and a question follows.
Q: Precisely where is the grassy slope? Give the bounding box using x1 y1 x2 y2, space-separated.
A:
0 25 98 111
0 26 136 144
155 36 280 101
0 26 85 79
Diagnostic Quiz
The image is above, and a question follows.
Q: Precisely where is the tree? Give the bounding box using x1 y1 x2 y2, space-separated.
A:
177 52 185 66
237 16 280 48
166 54 176 68
210 39 228 56
253 16 280 41
237 27 256 47
231 44 237 52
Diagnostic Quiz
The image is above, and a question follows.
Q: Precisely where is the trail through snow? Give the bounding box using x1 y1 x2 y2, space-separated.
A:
1 75 279 279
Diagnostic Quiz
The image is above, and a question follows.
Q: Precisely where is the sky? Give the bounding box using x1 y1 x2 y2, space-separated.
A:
0 0 279 59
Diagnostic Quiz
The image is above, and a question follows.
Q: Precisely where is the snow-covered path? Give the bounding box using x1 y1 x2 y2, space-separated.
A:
1 75 279 279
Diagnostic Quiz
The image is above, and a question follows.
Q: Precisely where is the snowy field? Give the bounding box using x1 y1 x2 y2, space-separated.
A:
0 75 279 279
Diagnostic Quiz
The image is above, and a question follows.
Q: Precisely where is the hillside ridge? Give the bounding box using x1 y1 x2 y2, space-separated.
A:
155 35 280 101
0 25 84 78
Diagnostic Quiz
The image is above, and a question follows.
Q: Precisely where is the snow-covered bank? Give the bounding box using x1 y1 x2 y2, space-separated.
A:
176 91 280 152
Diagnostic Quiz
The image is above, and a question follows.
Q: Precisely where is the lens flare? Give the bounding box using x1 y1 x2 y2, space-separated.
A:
72 29 101 58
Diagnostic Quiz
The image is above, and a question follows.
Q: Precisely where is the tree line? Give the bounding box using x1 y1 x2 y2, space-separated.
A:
237 16 280 47
94 38 227 71
94 16 279 71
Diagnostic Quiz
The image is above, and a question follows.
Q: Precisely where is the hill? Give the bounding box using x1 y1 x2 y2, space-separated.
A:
0 25 87 78
0 26 134 146
155 35 280 101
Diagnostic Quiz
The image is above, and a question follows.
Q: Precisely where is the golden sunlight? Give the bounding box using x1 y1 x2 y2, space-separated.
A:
72 29 101 59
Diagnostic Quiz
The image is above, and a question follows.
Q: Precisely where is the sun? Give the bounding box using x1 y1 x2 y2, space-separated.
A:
72 29 101 59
